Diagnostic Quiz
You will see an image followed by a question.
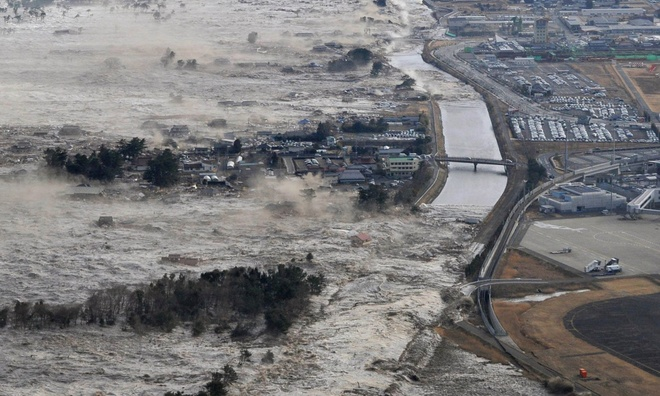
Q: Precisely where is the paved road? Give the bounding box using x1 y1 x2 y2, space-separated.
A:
415 100 444 206
431 44 570 120
460 278 546 296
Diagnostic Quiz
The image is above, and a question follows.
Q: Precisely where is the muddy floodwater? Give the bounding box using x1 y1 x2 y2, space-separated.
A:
0 0 545 394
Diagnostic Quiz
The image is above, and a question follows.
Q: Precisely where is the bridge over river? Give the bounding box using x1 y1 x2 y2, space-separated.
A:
435 156 516 171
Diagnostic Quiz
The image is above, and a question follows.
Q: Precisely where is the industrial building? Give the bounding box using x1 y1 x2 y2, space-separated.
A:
537 182 626 213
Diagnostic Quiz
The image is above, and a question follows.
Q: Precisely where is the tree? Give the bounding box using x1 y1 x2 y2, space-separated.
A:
240 348 252 363
307 274 325 295
396 77 416 90
65 153 91 175
527 158 547 190
222 364 238 385
306 252 314 262
117 137 146 160
371 61 383 77
94 145 124 181
585 0 594 9
346 48 373 66
313 121 333 141
0 307 8 328
230 139 242 154
261 350 275 364
192 316 207 337
357 184 389 211
161 48 176 67
43 147 68 169
204 372 228 396
247 32 258 44
268 152 279 167
144 149 179 187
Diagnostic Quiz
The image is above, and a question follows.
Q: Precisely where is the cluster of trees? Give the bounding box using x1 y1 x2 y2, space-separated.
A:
144 149 180 187
406 136 432 156
328 48 374 73
44 139 181 187
396 77 416 90
327 58 357 73
44 138 146 182
309 121 334 142
341 117 388 134
0 265 325 336
526 158 547 190
164 365 238 396
393 162 433 205
160 48 198 70
357 184 390 211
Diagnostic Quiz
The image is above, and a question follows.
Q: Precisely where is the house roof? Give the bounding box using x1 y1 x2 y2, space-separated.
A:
355 232 372 242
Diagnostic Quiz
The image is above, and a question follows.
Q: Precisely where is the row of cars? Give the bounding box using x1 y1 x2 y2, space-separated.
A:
548 96 638 122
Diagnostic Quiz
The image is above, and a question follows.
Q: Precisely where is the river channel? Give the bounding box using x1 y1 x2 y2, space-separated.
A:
389 49 507 211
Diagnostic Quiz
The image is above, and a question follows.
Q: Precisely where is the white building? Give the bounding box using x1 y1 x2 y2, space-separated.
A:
381 154 421 178
537 182 626 213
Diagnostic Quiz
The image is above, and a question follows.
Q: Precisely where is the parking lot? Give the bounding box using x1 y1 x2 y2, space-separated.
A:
507 114 657 143
518 215 660 276
480 59 659 143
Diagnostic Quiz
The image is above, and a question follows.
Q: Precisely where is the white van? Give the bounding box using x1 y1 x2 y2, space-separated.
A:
605 263 622 273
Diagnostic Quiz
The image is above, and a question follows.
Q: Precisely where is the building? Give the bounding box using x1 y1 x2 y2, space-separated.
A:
59 125 83 137
561 16 582 33
537 182 626 213
381 154 421 178
581 8 645 19
534 18 548 44
510 57 537 67
338 169 366 184
351 232 372 247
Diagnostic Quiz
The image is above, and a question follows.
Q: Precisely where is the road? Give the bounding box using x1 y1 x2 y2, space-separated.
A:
460 278 546 296
415 100 446 206
430 43 565 119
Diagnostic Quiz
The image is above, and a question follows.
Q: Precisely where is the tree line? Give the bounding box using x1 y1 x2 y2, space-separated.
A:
0 265 325 336
44 138 180 187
